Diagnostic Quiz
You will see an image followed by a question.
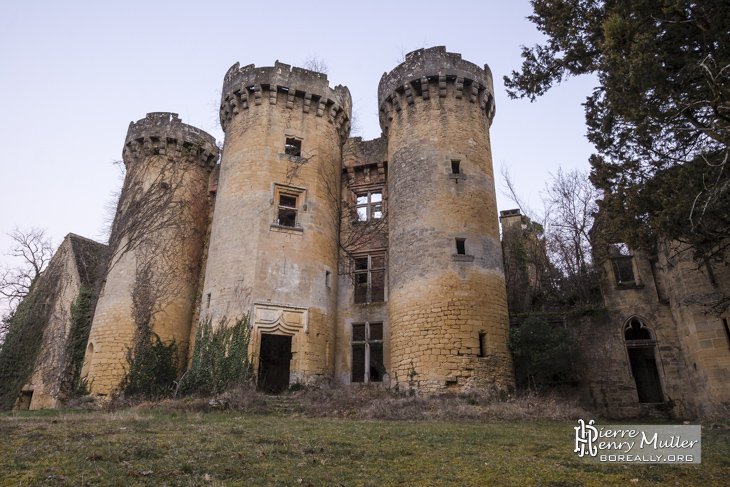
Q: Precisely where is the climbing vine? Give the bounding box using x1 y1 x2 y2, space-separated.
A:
179 316 252 396
0 260 63 411
66 285 94 397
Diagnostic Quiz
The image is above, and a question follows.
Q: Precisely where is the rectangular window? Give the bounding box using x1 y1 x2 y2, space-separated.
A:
285 138 301 156
478 333 486 357
354 253 386 304
272 184 306 230
351 322 385 383
355 191 383 222
451 160 460 174
277 193 298 227
609 243 635 286
456 238 466 255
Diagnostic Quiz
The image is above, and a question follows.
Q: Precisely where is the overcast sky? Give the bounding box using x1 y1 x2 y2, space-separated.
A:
0 0 598 313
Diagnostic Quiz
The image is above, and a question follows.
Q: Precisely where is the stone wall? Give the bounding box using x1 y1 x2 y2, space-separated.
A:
20 234 105 410
336 137 390 385
591 239 730 417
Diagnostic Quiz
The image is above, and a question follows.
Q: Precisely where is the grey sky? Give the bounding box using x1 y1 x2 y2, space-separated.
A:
0 0 597 313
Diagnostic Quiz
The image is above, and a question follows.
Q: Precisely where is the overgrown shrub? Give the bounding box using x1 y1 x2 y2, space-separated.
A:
509 313 579 389
179 316 252 396
120 334 178 399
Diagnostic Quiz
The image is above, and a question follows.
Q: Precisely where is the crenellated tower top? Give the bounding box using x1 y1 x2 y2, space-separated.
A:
219 61 352 139
377 46 496 135
122 112 219 169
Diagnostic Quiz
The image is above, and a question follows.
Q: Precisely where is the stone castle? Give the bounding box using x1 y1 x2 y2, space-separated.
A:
13 46 730 417
17 46 513 409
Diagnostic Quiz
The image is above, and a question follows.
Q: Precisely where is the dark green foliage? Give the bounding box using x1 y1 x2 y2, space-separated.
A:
506 1 730 259
180 316 252 396
509 313 579 389
120 334 178 399
66 286 94 397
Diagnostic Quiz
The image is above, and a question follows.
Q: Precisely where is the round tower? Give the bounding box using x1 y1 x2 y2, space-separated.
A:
85 113 218 394
200 62 350 389
378 47 513 392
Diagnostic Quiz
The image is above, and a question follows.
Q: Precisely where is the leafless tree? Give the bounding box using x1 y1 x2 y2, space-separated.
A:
314 139 388 283
0 227 55 312
302 56 329 74
542 168 600 302
501 166 600 307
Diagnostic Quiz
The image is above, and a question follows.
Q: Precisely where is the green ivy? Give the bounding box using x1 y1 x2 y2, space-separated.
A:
0 263 64 411
67 286 94 397
180 316 252 396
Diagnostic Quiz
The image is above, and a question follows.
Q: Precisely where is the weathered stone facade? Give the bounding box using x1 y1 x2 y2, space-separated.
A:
18 46 518 405
84 113 218 394
15 46 728 416
584 239 730 417
85 47 515 396
16 234 106 410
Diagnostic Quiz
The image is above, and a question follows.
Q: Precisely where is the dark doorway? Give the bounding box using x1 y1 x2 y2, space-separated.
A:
627 347 664 403
624 318 664 403
258 334 292 393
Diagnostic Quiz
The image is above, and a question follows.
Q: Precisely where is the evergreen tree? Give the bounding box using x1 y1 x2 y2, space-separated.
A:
506 1 729 258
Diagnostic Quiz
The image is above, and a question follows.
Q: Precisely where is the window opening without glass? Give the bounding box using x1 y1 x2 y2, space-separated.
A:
351 322 384 383
356 191 383 222
354 254 385 303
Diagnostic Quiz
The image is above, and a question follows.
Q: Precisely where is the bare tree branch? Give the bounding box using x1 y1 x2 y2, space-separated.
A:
0 227 55 311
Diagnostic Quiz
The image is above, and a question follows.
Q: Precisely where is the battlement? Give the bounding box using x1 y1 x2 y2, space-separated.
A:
219 61 351 137
123 112 219 169
377 46 495 134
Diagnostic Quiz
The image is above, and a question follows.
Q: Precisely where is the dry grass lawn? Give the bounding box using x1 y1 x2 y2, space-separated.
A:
2 404 730 486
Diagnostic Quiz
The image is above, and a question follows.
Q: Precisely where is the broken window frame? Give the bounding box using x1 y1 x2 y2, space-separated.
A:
284 137 302 157
272 184 306 230
608 243 637 287
351 321 385 383
353 252 386 304
355 190 384 222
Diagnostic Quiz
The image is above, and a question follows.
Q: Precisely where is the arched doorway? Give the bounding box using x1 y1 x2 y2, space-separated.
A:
624 317 664 403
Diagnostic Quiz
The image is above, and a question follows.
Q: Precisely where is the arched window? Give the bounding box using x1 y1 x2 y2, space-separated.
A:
624 317 664 403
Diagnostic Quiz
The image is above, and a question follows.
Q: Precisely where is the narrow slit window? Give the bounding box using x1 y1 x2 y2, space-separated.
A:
285 138 301 157
723 318 730 349
456 238 466 255
206 293 211 308
451 160 460 174
478 333 486 357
